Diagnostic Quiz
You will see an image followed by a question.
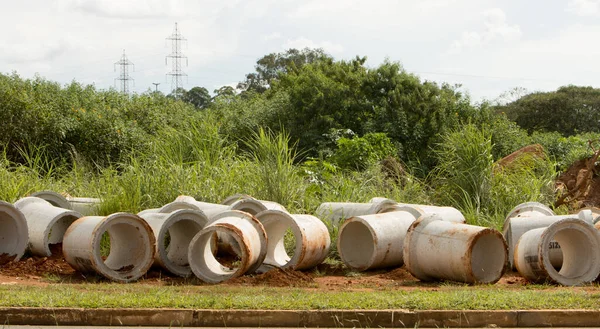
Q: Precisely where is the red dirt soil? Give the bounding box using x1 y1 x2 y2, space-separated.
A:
556 157 600 208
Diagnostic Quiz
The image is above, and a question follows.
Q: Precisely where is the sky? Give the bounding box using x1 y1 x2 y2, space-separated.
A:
1 0 600 102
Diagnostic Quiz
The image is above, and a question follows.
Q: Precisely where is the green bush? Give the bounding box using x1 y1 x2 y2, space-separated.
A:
331 132 397 170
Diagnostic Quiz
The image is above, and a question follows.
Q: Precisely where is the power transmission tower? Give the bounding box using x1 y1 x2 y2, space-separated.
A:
114 50 134 94
165 22 188 99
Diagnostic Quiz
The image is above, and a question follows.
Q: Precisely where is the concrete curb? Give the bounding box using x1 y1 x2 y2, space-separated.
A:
1 308 600 327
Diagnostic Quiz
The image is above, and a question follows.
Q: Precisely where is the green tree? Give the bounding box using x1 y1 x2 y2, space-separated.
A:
238 48 332 93
500 85 600 135
183 86 211 109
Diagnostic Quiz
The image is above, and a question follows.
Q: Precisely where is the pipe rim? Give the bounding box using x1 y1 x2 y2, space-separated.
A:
159 201 201 213
465 228 508 284
256 210 305 269
504 202 554 223
539 218 600 285
221 194 254 206
30 191 71 210
0 201 28 262
90 212 156 282
155 209 208 277
338 216 377 271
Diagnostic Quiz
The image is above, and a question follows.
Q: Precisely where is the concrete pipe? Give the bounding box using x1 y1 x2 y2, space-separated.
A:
230 198 287 216
381 204 466 223
505 201 555 223
188 211 267 283
404 214 507 284
580 207 600 224
67 197 101 216
174 195 230 219
137 201 200 216
503 210 594 269
514 218 600 286
0 201 28 264
62 213 155 282
31 191 101 216
221 194 253 206
337 208 418 271
13 197 82 257
30 191 71 209
138 209 208 277
316 199 397 225
255 210 330 270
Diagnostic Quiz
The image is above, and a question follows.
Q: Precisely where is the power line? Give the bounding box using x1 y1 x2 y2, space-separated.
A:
114 50 134 94
165 22 188 98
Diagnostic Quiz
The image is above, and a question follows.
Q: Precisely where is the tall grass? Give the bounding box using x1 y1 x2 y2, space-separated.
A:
432 124 557 229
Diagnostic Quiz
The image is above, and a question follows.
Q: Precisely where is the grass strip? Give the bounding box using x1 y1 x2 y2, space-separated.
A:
1 284 599 310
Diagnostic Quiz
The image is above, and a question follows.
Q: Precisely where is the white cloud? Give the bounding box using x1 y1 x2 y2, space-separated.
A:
449 8 521 54
63 0 187 19
263 32 282 42
283 37 344 54
2 41 69 64
566 0 600 16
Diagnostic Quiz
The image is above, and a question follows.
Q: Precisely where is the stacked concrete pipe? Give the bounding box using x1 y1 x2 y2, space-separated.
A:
404 214 507 284
514 218 600 286
62 213 155 282
138 209 208 277
503 210 594 269
230 198 287 216
0 201 29 264
505 201 555 222
315 198 397 225
31 191 101 216
174 195 231 219
14 197 82 257
221 194 253 206
256 210 330 270
188 210 267 283
381 204 466 223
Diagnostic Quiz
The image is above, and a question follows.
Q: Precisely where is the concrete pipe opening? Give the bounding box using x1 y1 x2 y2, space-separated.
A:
256 210 330 270
138 209 207 277
62 213 155 282
0 201 28 264
338 220 375 271
188 211 267 283
230 199 287 216
470 233 508 283
515 219 600 286
14 197 82 257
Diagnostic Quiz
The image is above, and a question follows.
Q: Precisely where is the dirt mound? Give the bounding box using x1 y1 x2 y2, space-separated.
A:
0 244 75 278
229 268 314 287
495 144 545 170
555 142 600 209
380 267 415 281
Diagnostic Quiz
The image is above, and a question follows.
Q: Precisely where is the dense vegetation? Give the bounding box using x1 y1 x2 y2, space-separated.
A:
1 48 599 232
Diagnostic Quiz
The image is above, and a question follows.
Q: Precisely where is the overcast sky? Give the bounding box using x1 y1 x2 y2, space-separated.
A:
1 0 599 102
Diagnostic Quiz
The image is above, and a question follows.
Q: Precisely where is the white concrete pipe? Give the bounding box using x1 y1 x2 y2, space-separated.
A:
381 204 466 223
503 210 594 269
230 198 287 215
505 201 555 223
188 210 267 283
0 201 28 263
316 198 397 225
221 194 253 206
581 207 600 224
138 209 208 277
62 213 156 282
514 218 600 286
13 197 82 257
31 191 101 216
403 214 507 284
337 208 418 271
137 201 200 216
255 210 330 270
174 195 230 219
